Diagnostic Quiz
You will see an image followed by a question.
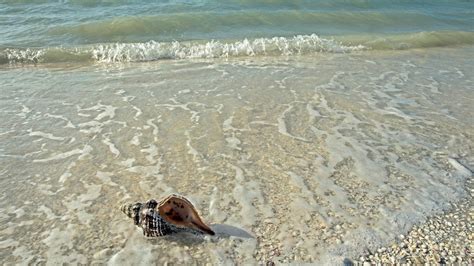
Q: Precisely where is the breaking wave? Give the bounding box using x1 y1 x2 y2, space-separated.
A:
0 35 364 64
1 31 473 65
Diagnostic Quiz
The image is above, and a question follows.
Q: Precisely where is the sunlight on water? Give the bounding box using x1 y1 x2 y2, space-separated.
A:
0 0 473 264
0 47 472 264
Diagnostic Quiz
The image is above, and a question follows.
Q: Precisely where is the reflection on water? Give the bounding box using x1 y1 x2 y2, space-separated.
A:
0 47 472 264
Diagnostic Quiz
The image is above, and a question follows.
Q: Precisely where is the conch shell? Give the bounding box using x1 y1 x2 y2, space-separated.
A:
121 194 214 236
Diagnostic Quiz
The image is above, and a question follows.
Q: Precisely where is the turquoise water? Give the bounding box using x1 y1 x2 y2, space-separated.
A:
0 1 473 265
1 0 473 63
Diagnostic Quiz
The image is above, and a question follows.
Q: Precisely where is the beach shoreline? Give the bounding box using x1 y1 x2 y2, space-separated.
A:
351 173 473 265
1 41 473 264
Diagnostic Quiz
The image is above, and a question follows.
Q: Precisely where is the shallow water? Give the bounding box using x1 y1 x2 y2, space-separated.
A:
1 0 474 64
2 0 474 45
0 46 472 264
1 1 473 264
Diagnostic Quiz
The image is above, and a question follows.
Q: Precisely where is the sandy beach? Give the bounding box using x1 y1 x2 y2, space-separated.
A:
1 1 473 264
1 46 473 264
354 174 473 265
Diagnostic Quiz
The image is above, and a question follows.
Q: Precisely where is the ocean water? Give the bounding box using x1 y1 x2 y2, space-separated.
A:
0 0 473 264
1 0 474 63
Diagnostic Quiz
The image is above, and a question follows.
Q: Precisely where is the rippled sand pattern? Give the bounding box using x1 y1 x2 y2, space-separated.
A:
0 47 472 264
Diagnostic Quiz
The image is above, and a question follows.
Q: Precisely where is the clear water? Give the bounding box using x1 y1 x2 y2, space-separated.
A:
1 0 473 63
0 1 473 265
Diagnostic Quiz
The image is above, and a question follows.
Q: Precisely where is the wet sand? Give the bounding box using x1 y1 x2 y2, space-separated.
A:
0 46 473 264
353 176 473 264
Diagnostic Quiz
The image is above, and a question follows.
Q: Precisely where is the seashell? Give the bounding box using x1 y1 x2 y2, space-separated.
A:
120 194 215 237
157 194 215 235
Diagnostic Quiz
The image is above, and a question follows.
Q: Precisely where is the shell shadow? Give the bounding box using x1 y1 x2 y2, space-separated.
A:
210 224 254 239
146 224 253 246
